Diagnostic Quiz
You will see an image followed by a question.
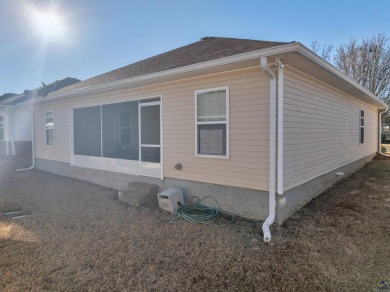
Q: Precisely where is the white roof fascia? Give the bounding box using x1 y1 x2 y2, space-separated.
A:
295 43 388 110
0 93 23 105
36 41 387 110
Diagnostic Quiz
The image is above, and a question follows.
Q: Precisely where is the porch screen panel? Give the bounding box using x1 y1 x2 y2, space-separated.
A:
141 105 160 145
102 101 139 160
73 106 101 157
140 104 160 163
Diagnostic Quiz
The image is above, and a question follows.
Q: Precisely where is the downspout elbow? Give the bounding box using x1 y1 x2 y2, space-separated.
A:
262 215 275 242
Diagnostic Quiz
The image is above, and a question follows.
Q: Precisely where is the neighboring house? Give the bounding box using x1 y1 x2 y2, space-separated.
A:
31 37 387 241
0 78 80 159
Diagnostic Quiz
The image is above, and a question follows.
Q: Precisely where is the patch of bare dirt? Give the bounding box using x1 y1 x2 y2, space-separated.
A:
1 159 390 291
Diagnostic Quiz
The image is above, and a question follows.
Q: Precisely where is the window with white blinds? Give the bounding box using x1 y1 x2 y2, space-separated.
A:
45 112 55 146
195 87 229 158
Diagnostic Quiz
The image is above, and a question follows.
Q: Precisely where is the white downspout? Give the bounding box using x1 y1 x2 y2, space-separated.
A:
379 111 382 153
261 57 277 242
379 109 388 153
9 109 16 156
5 113 9 155
16 109 35 172
276 59 284 195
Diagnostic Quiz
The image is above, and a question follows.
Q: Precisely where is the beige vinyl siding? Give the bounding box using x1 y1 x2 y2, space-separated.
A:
283 67 378 191
35 105 71 163
34 67 270 190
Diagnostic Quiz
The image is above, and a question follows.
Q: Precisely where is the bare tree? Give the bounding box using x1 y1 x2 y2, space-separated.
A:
333 34 390 103
311 41 333 61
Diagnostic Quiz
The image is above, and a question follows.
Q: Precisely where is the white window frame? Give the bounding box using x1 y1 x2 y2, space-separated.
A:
194 86 229 159
45 111 55 147
360 109 365 145
119 110 131 146
0 115 4 141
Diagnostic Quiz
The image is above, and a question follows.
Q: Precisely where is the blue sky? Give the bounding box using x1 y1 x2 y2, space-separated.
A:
1 0 389 94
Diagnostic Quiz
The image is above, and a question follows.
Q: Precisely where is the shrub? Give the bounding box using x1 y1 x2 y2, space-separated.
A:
381 146 387 153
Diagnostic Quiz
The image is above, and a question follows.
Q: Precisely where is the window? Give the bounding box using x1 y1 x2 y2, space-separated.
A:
360 109 364 144
0 116 3 141
195 87 229 157
45 112 55 146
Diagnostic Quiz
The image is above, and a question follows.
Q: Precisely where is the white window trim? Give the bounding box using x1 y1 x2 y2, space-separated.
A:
0 115 4 141
360 108 365 145
45 111 55 147
194 86 229 159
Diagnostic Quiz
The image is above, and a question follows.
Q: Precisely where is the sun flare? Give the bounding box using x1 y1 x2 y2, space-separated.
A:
31 8 67 41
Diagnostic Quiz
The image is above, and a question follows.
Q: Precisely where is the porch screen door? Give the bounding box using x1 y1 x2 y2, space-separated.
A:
139 101 161 178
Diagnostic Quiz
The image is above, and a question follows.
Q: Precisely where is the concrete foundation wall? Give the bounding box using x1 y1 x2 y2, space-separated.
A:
0 141 8 156
36 152 375 223
0 141 32 160
275 152 376 224
15 141 32 161
35 158 269 220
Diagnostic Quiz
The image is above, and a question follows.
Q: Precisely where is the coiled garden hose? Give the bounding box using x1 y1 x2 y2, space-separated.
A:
169 195 234 226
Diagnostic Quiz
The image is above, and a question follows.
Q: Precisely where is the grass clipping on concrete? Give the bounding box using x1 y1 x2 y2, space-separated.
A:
1 159 390 291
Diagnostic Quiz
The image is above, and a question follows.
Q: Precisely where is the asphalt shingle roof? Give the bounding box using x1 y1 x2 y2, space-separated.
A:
54 37 292 95
3 78 80 105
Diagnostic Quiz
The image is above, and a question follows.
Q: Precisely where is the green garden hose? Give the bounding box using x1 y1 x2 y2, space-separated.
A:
169 195 234 226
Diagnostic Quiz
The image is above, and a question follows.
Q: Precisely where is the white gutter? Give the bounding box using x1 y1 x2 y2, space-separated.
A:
36 43 302 104
296 44 388 110
16 109 35 172
35 42 386 111
276 59 284 195
261 57 277 242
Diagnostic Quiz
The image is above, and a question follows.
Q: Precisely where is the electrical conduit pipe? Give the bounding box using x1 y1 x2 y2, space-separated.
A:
260 57 277 242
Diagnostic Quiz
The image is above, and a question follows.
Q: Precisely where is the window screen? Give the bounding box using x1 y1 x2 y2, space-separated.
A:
74 106 101 156
102 101 139 160
73 102 139 160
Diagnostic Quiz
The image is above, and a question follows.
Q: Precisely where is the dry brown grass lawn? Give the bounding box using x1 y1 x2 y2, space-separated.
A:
1 158 390 291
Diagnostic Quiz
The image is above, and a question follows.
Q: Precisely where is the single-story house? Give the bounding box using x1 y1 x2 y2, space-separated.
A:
30 37 387 241
0 78 80 160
